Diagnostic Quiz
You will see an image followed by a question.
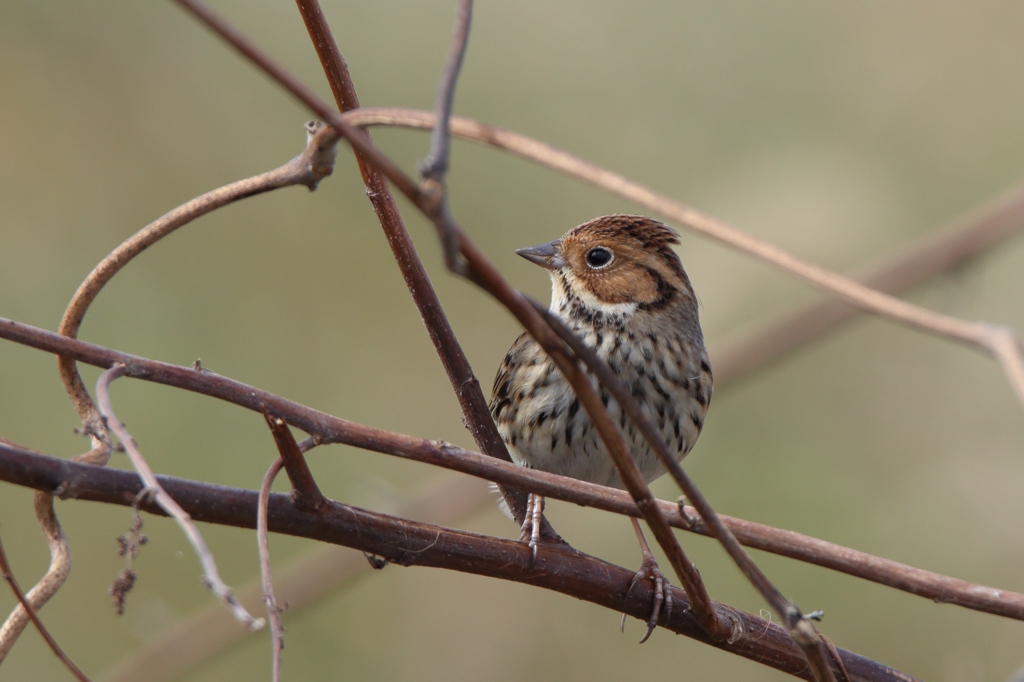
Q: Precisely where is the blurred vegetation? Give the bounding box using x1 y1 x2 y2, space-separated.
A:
2 1 1024 680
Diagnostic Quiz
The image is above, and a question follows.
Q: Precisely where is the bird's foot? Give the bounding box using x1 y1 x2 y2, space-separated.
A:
620 554 672 643
518 493 545 564
621 518 673 643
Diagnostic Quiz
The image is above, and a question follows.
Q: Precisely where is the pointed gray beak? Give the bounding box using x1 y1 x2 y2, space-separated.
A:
515 240 566 270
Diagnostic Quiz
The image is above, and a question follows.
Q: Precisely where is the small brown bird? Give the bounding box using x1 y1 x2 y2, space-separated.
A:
489 214 712 639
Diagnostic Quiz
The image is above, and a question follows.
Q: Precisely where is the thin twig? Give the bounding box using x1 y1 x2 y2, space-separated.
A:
420 0 472 182
258 458 286 682
0 443 918 682
0 490 71 664
710 179 1024 385
4 320 1022 621
56 121 339 465
94 364 265 631
262 410 324 510
0 531 91 681
291 0 536 529
418 0 473 270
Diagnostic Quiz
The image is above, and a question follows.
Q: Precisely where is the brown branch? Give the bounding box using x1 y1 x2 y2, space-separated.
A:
56 122 339 465
0 488 71 664
17 8 1024 672
257 459 286 682
711 180 1024 385
0 443 917 682
94 365 264 630
3 320 1022 621
98 477 491 682
421 0 472 183
0 531 91 681
290 0 533 528
262 411 324 510
418 0 473 271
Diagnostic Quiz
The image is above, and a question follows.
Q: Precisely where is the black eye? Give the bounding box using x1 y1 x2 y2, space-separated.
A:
585 247 613 269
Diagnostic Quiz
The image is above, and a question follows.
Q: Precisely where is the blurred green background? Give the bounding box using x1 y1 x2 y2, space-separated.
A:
2 1 1024 680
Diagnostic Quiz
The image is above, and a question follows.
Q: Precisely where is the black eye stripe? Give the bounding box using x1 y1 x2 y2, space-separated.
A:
585 247 613 269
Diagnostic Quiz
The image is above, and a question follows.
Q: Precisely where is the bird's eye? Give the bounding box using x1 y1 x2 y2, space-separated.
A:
585 246 613 269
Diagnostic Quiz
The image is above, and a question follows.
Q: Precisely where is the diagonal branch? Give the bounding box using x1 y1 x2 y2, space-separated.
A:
291 0 535 529
0 443 917 682
0 531 91 681
0 467 71 664
421 0 472 183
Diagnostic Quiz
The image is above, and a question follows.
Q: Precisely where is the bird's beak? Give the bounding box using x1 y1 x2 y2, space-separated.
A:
515 240 566 270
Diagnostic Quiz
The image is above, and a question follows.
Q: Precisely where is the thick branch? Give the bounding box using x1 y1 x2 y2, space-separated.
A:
0 443 917 682
98 477 492 682
2 319 1020 622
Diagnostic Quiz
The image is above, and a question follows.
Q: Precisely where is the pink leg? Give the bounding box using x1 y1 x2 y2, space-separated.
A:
621 517 673 643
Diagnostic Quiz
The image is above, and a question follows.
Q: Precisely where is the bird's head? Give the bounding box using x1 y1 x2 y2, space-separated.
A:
516 214 696 314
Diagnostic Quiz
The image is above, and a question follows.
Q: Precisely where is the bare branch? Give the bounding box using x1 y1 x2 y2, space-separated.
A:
0 443 917 682
94 364 264 631
291 0 536 528
98 477 491 682
0 488 70 664
262 410 324 510
257 459 286 682
56 122 339 464
4 319 1023 621
421 0 472 182
711 180 1024 385
418 0 473 271
0 531 90 681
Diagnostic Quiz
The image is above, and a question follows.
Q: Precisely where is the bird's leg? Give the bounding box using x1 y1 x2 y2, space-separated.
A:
518 493 545 563
620 516 673 643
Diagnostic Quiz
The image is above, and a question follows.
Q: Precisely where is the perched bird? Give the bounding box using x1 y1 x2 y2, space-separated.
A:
489 214 712 639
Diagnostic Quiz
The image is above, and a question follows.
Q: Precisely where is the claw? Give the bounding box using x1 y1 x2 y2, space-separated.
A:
622 518 674 643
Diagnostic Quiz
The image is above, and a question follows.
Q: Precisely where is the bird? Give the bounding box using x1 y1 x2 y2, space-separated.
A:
488 214 712 641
